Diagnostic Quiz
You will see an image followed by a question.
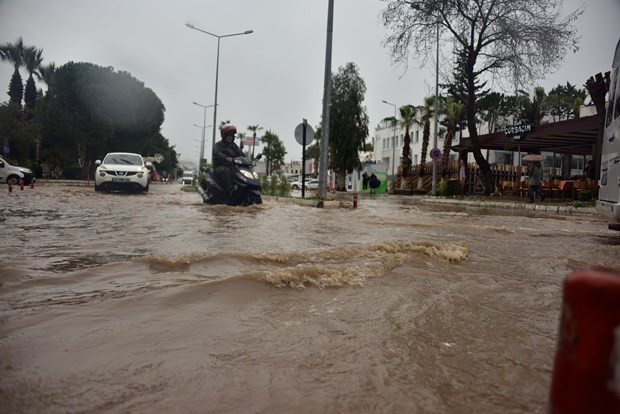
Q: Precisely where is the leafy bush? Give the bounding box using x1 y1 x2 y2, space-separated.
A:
259 174 291 197
436 179 460 197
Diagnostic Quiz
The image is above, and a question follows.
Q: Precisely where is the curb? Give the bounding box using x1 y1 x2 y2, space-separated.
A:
418 197 597 216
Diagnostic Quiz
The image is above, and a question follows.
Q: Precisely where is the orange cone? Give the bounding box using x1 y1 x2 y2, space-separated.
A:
549 267 620 413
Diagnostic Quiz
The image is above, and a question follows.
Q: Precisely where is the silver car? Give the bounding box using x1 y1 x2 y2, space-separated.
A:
94 152 152 192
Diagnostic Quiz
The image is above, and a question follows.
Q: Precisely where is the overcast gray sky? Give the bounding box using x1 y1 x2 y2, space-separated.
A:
1 0 618 165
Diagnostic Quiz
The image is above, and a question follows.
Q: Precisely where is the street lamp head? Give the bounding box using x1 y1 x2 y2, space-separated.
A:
244 30 254 34
185 23 195 29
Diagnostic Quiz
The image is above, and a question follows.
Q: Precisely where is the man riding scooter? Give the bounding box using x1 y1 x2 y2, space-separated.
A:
213 124 244 198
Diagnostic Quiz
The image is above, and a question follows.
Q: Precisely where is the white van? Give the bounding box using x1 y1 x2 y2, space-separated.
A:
597 37 620 231
0 156 25 185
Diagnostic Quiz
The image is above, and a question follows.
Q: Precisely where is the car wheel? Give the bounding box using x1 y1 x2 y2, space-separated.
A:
292 184 299 190
94 182 100 192
144 183 149 192
7 175 20 185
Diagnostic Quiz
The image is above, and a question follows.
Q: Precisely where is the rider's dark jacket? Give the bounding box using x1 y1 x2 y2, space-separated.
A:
213 139 243 168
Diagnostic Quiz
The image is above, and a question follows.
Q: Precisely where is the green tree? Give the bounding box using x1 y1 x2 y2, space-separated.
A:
419 96 435 175
261 130 287 175
22 46 43 116
0 37 25 106
328 62 369 191
382 0 582 194
37 62 56 92
476 92 504 133
41 62 169 177
440 97 464 176
547 82 586 121
397 104 418 178
247 124 263 160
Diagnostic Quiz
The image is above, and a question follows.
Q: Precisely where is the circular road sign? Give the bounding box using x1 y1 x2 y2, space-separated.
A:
430 147 442 160
294 123 315 146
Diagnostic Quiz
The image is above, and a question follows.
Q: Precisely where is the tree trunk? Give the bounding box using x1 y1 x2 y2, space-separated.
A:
337 169 347 192
466 70 493 195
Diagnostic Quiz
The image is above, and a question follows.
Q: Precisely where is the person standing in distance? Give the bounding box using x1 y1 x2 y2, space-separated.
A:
213 124 244 197
528 160 545 203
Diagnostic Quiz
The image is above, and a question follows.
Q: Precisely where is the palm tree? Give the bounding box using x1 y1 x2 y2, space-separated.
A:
440 97 464 177
419 96 436 175
247 124 263 160
36 62 56 104
22 46 43 115
0 37 26 106
397 104 418 181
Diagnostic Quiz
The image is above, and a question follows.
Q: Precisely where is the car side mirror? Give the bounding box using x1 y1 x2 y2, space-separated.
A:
95 160 102 166
255 153 262 160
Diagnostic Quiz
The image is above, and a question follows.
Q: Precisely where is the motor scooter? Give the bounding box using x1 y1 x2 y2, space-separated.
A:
196 156 262 206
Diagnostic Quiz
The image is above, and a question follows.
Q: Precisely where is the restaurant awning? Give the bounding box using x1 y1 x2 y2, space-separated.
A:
452 115 599 156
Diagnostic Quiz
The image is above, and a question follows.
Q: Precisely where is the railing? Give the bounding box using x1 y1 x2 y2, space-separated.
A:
394 161 597 199
394 161 529 194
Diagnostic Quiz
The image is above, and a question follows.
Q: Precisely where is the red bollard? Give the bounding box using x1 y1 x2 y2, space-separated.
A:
353 192 358 208
549 267 620 413
30 179 35 189
19 178 24 190
8 182 12 192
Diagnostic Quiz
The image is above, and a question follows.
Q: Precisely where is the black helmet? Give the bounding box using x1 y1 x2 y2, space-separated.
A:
220 124 237 139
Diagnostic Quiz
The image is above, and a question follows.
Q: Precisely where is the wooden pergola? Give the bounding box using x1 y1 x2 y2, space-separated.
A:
452 115 599 157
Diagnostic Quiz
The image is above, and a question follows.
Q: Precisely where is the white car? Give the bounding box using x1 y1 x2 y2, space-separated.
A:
290 178 319 191
181 171 195 185
94 152 152 192
0 156 34 185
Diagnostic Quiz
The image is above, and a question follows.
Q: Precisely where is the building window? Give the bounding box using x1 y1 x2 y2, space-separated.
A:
415 130 419 143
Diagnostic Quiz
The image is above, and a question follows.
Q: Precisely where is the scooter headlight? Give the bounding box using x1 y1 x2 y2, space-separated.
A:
241 170 255 179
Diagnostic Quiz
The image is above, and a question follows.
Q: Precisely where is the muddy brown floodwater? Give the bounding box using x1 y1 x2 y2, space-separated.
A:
1 183 618 413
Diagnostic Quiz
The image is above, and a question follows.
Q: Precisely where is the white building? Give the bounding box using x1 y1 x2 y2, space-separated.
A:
372 119 456 178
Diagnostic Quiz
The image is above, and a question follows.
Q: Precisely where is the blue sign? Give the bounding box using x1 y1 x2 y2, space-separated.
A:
430 148 441 160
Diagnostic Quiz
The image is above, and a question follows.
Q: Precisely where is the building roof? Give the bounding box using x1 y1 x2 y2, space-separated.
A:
452 115 600 156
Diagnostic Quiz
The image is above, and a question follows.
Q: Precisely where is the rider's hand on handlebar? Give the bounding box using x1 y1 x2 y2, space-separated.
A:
225 156 233 163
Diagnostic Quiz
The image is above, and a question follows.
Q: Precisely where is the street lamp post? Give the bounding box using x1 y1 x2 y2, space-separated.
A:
186 23 253 160
192 101 214 167
382 100 397 193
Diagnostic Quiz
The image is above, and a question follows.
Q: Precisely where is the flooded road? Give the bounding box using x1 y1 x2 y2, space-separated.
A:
1 183 618 413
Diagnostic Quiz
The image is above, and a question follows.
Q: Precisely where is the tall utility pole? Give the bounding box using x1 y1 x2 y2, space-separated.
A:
185 23 253 161
318 0 334 201
432 21 440 196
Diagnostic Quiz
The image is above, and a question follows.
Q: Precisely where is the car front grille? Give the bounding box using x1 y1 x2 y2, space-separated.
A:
109 171 138 177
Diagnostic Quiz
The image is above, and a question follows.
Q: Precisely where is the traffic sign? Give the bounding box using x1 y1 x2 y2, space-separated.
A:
294 122 315 146
430 148 441 160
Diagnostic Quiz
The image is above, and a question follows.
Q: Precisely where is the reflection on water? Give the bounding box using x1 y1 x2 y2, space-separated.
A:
0 183 617 413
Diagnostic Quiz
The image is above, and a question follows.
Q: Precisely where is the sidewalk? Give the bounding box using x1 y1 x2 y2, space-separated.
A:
417 196 597 216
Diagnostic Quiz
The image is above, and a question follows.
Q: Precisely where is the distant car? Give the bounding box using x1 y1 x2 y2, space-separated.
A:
306 179 319 190
0 156 34 185
181 171 195 185
290 178 319 191
94 152 152 192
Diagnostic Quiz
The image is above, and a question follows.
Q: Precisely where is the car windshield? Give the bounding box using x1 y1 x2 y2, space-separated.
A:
103 154 143 166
